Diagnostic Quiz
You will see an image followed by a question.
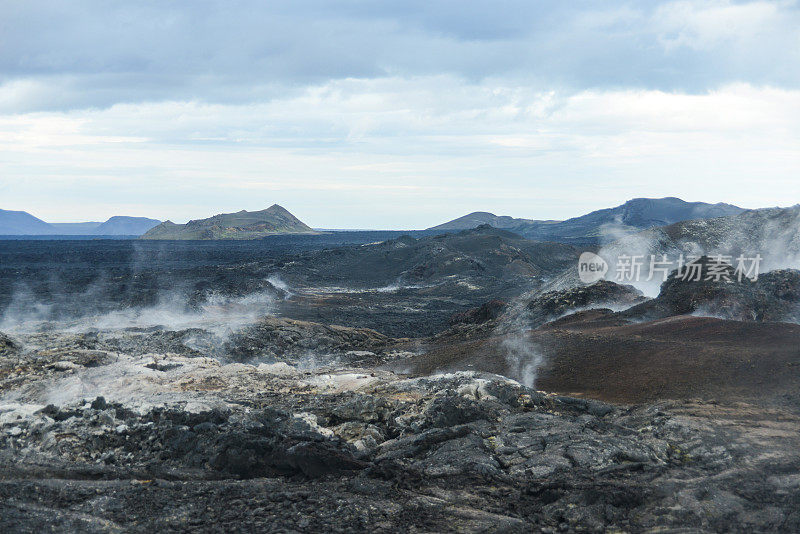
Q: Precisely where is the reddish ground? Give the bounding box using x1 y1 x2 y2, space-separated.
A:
405 314 800 405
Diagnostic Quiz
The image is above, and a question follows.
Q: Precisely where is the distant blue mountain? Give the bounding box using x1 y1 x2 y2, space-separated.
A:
94 216 161 235
0 210 161 236
0 209 56 235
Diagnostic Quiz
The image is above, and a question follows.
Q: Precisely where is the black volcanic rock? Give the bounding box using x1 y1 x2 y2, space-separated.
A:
622 257 800 322
226 317 398 364
7 364 800 532
522 280 646 328
0 333 18 356
602 205 800 273
759 269 800 302
434 280 644 342
647 257 756 318
448 299 507 326
276 225 578 289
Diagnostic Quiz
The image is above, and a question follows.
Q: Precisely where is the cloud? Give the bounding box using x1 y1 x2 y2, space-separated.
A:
655 0 792 50
1 79 798 227
1 1 798 227
0 1 798 112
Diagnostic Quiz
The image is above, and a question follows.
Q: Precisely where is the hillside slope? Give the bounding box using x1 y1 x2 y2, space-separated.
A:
274 225 579 289
429 211 541 231
429 198 744 245
95 216 161 235
141 205 316 240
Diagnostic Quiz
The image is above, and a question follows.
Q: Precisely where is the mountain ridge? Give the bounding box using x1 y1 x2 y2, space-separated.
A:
0 210 161 236
429 197 745 245
0 209 57 235
95 216 161 235
429 212 542 231
140 204 316 240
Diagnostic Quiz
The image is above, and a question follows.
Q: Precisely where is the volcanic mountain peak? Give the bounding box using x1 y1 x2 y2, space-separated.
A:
140 204 316 240
428 211 539 231
612 197 744 227
429 197 745 245
94 216 161 235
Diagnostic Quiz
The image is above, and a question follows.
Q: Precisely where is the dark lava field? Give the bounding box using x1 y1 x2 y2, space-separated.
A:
2 226 800 532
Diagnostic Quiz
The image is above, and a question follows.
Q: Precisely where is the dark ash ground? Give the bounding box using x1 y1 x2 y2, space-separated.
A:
2 233 800 532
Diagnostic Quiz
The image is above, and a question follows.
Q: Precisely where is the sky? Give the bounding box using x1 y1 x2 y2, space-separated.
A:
1 0 799 229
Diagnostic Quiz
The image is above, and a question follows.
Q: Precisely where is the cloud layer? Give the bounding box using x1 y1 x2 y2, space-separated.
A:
1 1 798 226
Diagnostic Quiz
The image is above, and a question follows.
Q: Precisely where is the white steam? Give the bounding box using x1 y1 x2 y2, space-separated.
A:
266 275 293 298
592 207 800 297
0 286 278 339
501 334 544 388
494 299 547 388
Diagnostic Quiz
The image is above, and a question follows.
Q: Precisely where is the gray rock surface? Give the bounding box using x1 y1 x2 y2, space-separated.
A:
1 332 799 532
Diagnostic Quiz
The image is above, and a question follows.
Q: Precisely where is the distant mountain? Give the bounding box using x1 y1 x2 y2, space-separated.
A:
0 209 56 235
94 216 161 235
542 205 800 294
50 222 103 235
516 197 745 244
3 214 160 236
429 212 540 231
632 205 800 271
140 205 316 240
429 198 745 245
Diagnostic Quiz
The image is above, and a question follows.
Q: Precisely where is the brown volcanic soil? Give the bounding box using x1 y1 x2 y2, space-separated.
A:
404 314 800 405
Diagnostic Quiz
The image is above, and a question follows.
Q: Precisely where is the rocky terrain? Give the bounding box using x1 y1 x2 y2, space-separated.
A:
412 260 800 405
273 226 578 288
431 279 646 344
265 226 579 336
1 226 578 338
2 329 800 532
620 258 800 323
599 205 800 280
2 223 800 532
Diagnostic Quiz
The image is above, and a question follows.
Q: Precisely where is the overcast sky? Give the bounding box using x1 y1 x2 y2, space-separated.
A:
1 0 799 228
